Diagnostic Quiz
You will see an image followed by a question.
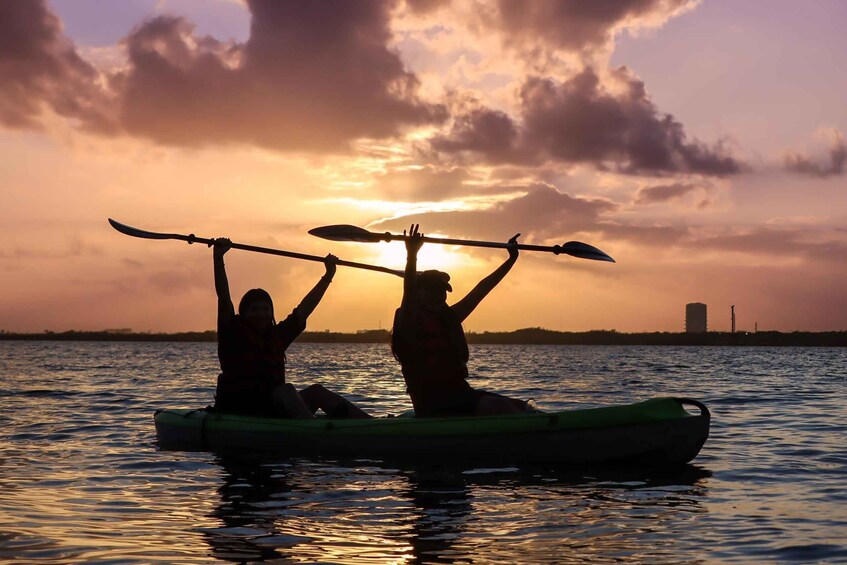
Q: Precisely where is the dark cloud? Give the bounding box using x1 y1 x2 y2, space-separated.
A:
430 107 527 164
0 0 111 129
784 130 846 178
488 0 695 53
521 69 742 175
372 183 616 240
432 67 743 176
405 0 451 15
634 182 701 205
2 0 445 152
112 0 446 151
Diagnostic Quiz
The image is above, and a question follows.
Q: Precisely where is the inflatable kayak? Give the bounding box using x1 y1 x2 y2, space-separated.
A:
154 397 710 466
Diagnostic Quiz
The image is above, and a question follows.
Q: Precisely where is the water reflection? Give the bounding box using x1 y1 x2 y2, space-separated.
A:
203 458 297 562
202 456 711 563
404 467 473 564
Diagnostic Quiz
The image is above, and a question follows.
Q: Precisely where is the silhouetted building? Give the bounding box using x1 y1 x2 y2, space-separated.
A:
686 303 707 333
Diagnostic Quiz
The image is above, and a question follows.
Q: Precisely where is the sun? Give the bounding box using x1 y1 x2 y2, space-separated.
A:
371 240 462 272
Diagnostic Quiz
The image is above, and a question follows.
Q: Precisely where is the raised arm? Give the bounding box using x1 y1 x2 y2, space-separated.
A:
393 225 424 331
400 224 424 311
213 238 235 328
293 254 338 324
451 234 520 323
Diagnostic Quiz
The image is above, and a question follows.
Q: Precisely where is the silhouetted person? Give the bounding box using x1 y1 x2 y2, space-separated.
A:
392 224 535 417
213 238 371 419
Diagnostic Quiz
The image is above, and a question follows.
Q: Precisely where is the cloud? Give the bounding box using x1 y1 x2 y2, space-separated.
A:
634 182 701 204
596 222 847 264
482 0 697 55
405 0 451 15
2 0 446 152
112 0 448 151
0 0 112 130
372 183 616 240
686 228 847 263
432 67 742 175
374 166 472 200
599 223 689 247
430 106 526 164
0 237 102 261
784 128 846 178
145 268 208 295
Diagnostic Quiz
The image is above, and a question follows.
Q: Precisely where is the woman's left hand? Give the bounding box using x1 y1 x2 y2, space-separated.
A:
324 253 338 279
507 233 520 261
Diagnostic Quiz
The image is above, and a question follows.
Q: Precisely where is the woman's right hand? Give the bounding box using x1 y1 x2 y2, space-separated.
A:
212 237 232 260
404 224 424 255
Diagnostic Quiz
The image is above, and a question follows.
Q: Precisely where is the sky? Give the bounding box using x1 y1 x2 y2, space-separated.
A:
1 0 845 334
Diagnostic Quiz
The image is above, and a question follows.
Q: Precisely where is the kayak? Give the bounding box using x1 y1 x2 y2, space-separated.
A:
154 397 710 466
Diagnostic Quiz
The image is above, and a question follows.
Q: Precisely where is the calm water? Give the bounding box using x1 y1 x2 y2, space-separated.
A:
1 341 845 563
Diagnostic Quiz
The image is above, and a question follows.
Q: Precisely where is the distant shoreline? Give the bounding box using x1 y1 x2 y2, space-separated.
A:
1 328 845 347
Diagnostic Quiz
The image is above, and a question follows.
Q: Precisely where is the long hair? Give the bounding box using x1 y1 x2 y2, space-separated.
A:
238 288 276 325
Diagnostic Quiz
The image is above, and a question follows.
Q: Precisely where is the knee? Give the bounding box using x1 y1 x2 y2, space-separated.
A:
302 383 327 394
273 383 296 399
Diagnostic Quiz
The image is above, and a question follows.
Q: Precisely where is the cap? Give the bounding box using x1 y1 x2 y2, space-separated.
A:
417 270 452 292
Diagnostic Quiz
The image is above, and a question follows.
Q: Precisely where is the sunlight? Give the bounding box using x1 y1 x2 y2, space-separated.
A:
315 191 522 218
371 239 463 272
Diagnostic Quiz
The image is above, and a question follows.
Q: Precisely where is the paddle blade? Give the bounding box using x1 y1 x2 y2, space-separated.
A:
109 218 174 240
308 224 383 242
560 241 615 262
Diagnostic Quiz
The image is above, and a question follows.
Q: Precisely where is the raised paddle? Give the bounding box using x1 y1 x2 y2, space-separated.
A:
308 224 615 262
109 219 406 277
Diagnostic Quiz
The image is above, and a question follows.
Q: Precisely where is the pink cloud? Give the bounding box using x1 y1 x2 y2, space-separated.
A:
634 182 703 204
684 228 847 263
482 0 696 54
374 166 472 200
784 129 846 178
372 183 617 240
432 67 743 175
405 0 451 15
1 0 446 152
0 0 112 130
111 1 447 151
597 223 847 265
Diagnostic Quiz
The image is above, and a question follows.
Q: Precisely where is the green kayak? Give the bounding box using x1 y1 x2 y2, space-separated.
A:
154 397 710 466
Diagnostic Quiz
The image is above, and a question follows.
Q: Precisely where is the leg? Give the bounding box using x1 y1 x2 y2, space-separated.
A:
474 391 533 416
273 383 315 419
299 383 373 419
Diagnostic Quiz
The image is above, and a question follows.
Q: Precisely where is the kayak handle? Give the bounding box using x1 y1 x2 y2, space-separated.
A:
675 398 710 419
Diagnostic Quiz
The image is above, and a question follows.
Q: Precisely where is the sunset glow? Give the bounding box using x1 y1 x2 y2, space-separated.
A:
1 0 845 333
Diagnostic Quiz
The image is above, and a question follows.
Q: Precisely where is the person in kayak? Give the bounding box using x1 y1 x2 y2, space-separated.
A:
391 224 536 417
212 238 371 419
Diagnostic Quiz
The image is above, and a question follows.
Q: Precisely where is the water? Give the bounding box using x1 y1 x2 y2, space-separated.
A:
1 341 845 563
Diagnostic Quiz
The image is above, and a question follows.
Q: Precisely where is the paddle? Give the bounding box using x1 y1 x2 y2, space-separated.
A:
108 219 405 277
308 224 616 262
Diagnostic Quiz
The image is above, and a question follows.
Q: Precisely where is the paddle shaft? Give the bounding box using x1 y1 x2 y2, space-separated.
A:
376 232 570 254
108 219 404 277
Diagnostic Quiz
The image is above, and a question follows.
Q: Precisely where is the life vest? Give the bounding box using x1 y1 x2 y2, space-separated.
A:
392 305 471 408
217 315 289 390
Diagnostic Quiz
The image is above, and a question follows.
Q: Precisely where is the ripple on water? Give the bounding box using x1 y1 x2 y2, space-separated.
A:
0 342 845 563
